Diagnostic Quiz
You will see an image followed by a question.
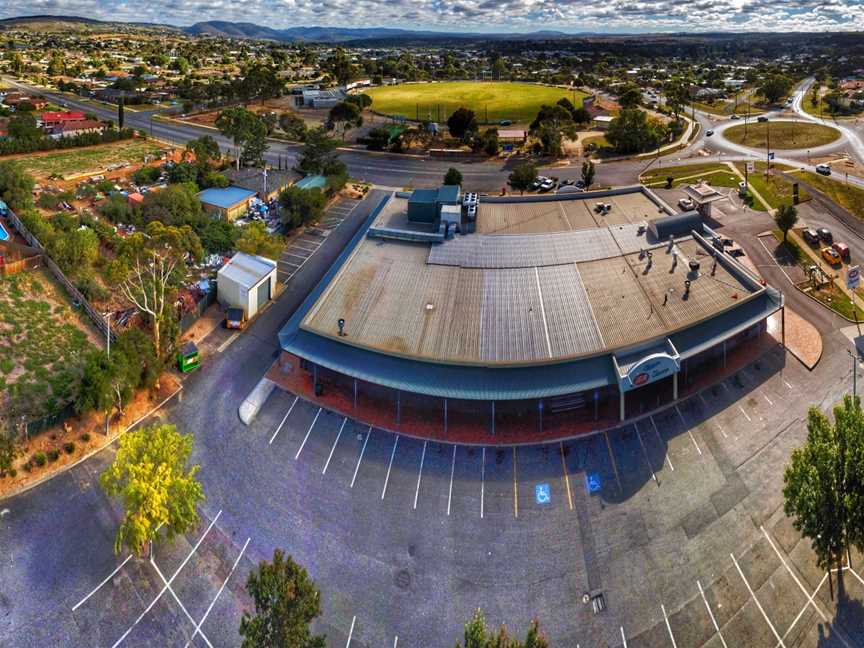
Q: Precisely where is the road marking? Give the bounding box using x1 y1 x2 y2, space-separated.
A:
512 447 519 518
716 423 728 439
480 448 486 519
447 445 456 516
323 418 347 474
783 379 793 390
346 615 356 647
295 408 322 460
111 510 222 648
560 442 574 511
634 424 657 483
780 573 831 644
730 552 786 648
620 626 628 648
661 604 677 648
216 331 240 353
604 431 623 493
350 426 372 488
269 396 299 445
381 435 399 500
413 440 427 510
688 430 703 456
697 579 728 648
761 525 829 621
150 557 214 648
182 537 250 648
763 393 774 406
738 405 752 422
72 554 133 611
649 416 673 471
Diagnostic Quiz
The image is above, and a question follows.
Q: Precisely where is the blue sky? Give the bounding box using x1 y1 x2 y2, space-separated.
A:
4 0 864 32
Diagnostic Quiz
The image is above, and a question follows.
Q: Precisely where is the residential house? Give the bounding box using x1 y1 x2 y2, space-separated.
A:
198 186 257 221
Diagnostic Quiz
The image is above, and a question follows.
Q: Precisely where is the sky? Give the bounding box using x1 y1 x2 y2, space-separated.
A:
4 0 864 33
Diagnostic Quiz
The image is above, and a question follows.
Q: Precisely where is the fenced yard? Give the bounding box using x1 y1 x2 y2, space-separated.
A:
5 139 165 180
0 269 97 431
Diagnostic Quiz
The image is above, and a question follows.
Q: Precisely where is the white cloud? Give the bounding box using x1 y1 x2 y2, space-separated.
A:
5 0 864 32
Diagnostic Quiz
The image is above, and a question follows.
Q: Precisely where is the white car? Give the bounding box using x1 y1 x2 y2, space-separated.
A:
539 178 555 192
815 164 832 176
678 197 695 210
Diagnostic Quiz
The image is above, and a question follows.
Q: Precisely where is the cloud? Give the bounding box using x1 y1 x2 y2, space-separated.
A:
4 0 864 32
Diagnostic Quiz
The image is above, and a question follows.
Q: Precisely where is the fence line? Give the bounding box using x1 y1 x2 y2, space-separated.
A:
5 208 114 344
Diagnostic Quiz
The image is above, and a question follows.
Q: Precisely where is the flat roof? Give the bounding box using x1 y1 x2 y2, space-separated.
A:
198 186 256 209
295 175 327 191
299 189 768 367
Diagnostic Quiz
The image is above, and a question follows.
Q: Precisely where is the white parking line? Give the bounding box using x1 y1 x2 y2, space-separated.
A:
350 426 372 488
111 511 222 648
480 447 486 519
763 393 774 406
781 573 830 644
620 626 628 648
649 416 674 471
150 557 215 648
447 445 456 516
716 423 728 439
697 579 728 648
72 554 133 611
783 379 793 390
738 405 752 422
182 537 250 648
634 424 657 483
323 418 347 474
730 552 786 648
381 435 399 500
560 442 574 511
216 331 240 353
269 396 299 445
413 440 427 510
346 615 356 647
393 636 398 647
295 408 322 460
661 604 677 648
675 406 703 456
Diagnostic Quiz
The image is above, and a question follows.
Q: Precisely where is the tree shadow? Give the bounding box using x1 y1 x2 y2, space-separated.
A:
818 571 864 647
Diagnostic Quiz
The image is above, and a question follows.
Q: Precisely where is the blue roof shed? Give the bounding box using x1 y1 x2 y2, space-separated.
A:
295 175 327 191
198 186 257 210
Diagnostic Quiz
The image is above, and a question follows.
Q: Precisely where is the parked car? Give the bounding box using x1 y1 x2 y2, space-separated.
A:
529 178 542 191
678 197 695 210
557 185 585 194
818 227 833 243
706 129 715 137
730 114 740 120
539 177 555 192
757 115 769 122
225 307 246 330
815 164 832 176
802 228 820 245
833 242 851 263
822 247 842 265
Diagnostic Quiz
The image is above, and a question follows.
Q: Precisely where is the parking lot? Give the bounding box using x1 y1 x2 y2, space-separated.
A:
277 197 361 284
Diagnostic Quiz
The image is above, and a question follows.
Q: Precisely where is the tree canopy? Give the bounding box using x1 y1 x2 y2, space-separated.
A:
444 167 463 186
239 549 326 648
774 204 798 242
279 186 327 230
100 423 204 555
606 109 668 154
784 396 864 584
236 221 284 260
508 162 538 194
759 74 794 104
456 609 549 648
215 107 269 168
447 107 478 140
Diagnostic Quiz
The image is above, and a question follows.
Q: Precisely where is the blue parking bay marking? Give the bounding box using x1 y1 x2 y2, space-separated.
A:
586 472 602 494
535 482 551 505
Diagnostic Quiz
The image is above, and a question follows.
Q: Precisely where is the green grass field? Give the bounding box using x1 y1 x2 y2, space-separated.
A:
7 139 165 179
734 162 810 209
793 170 864 219
365 81 588 125
724 121 840 149
640 162 733 186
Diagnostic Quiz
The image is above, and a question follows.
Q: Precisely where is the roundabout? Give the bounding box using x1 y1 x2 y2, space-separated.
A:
722 120 841 149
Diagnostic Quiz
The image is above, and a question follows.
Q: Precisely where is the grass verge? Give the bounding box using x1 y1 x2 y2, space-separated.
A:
724 121 840 149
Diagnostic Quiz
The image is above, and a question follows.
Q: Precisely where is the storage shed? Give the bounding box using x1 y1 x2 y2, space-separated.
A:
199 186 257 221
216 252 278 319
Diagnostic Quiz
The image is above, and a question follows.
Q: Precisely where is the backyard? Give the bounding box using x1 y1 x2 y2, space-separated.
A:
0 269 98 423
4 138 166 180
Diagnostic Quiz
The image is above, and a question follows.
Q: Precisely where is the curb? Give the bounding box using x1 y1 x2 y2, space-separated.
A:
239 378 276 425
0 385 184 502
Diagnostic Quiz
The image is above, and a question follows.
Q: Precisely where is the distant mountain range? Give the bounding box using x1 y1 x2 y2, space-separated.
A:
0 15 573 43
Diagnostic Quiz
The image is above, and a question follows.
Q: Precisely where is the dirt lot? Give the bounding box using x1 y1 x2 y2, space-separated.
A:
181 97 326 129
5 138 173 181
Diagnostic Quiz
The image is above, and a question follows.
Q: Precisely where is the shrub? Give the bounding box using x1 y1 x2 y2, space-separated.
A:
33 452 46 467
80 433 91 442
22 462 32 473
9 468 16 478
63 442 75 454
47 449 60 462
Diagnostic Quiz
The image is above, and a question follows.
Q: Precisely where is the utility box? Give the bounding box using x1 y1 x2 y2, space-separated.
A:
407 185 461 224
177 341 200 373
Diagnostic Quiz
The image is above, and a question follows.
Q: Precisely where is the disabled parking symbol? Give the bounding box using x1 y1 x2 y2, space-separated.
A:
535 483 551 505
586 472 602 494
